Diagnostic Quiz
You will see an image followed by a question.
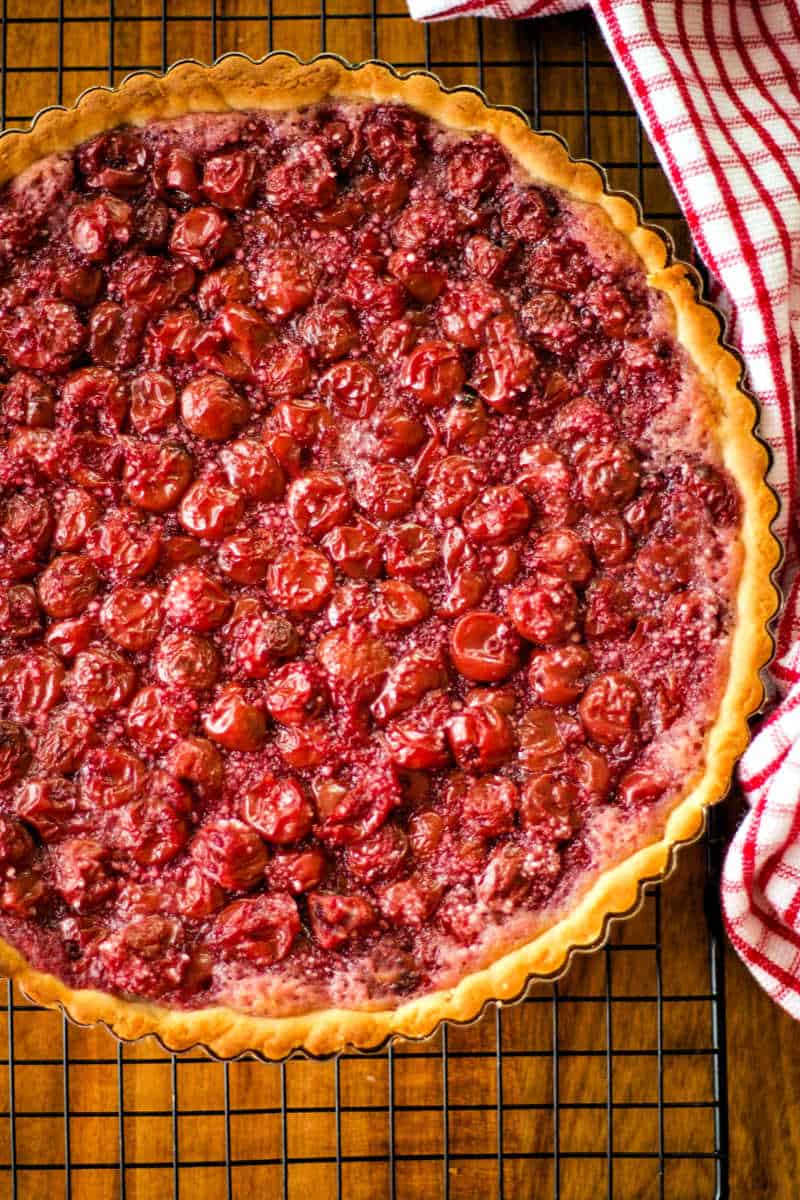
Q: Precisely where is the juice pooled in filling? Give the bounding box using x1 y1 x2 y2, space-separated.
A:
0 100 740 1013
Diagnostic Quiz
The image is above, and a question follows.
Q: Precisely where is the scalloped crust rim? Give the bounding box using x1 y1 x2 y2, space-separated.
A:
0 54 781 1060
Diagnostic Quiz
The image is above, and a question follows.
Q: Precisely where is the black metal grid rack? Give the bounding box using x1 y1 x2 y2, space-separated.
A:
0 4 729 1198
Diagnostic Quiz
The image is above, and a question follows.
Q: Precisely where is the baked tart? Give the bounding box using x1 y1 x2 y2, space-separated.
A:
0 55 779 1058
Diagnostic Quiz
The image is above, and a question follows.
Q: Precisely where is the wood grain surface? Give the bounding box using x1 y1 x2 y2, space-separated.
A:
0 5 797 1198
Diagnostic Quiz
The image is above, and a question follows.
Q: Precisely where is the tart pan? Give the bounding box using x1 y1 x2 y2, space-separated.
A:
0 52 783 1061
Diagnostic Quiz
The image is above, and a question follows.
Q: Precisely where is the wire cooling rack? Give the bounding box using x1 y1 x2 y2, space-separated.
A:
0 4 729 1198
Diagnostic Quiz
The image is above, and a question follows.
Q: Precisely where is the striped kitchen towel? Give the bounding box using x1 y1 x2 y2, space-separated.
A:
407 0 800 1017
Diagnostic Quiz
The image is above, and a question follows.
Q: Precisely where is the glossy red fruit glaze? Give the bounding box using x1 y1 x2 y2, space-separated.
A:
59 366 127 435
203 685 266 752
299 300 359 362
0 721 30 786
68 646 136 714
463 485 530 545
100 585 163 650
520 774 579 839
532 529 592 585
37 554 98 618
374 580 430 631
85 509 161 581
308 892 376 950
636 539 692 593
179 477 244 540
569 746 612 801
128 686 196 748
79 745 145 810
60 264 104 306
97 915 189 999
1 490 53 546
202 150 257 210
231 607 299 679
579 673 642 747
15 777 82 842
517 707 563 771
0 814 34 866
439 567 489 618
36 706 94 775
124 441 193 513
388 249 445 303
197 262 250 313
266 661 328 726
322 517 382 579
355 464 415 521
267 546 333 613
43 614 86 662
253 247 317 316
0 650 64 718
240 773 314 844
169 206 235 270
53 490 100 553
319 360 382 419
259 343 313 398
164 535 206 568
384 523 438 578
219 439 284 501
450 611 521 682
287 471 351 540
266 142 337 211
269 848 327 895
68 194 133 261
204 300 276 378
584 578 635 639
372 404 426 460
217 532 274 584
585 514 633 566
7 428 61 481
5 301 85 374
446 702 516 772
180 374 249 441
438 279 507 349
372 649 447 723
54 839 115 911
507 576 579 644
165 566 231 631
165 735 223 797
0 585 42 638
212 893 300 965
2 372 55 429
191 818 268 891
471 315 537 411
401 340 465 408
528 645 592 705
462 775 518 838
428 455 485 517
346 823 408 884
477 845 536 910
317 625 390 702
274 397 332 445
577 440 640 512
383 691 452 770
128 374 176 436
118 777 191 864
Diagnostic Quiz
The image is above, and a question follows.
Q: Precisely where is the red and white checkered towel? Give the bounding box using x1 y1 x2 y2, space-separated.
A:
408 0 800 1016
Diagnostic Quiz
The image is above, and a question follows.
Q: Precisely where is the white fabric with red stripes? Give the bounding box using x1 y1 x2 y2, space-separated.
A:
406 0 800 1017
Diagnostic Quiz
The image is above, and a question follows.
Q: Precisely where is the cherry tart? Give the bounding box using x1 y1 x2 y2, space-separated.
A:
0 56 778 1059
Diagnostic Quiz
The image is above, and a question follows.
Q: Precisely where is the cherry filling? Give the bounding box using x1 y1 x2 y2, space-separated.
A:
0 101 740 1013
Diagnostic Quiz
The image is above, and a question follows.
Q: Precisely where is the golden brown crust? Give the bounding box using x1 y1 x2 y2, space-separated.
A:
0 54 781 1060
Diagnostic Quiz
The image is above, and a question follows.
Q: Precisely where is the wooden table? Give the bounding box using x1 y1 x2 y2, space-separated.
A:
0 5 797 1197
